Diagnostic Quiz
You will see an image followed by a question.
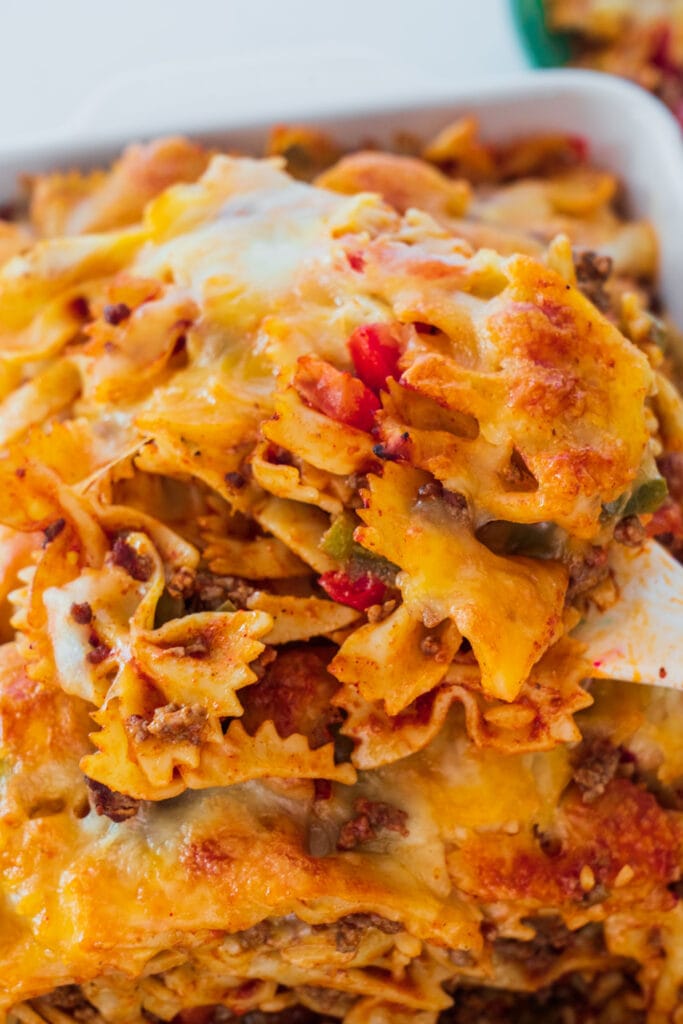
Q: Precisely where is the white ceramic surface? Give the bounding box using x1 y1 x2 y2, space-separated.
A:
0 0 526 147
578 541 683 690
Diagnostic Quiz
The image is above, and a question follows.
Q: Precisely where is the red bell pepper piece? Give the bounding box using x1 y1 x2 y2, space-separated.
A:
346 250 365 272
319 569 387 611
294 355 380 433
348 323 401 392
569 134 589 162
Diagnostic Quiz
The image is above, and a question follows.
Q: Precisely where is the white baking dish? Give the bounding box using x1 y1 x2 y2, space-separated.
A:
1 69 682 324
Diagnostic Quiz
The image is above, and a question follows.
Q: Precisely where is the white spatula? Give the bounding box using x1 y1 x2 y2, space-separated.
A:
574 539 683 689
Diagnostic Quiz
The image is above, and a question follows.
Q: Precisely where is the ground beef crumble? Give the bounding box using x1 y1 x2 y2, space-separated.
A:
416 480 470 523
332 913 402 953
70 601 93 624
233 920 273 950
440 969 644 1024
613 515 645 547
40 985 99 1022
647 496 683 561
86 778 140 822
128 703 209 745
182 635 211 658
42 517 66 546
111 536 153 582
574 250 614 313
570 735 621 804
86 642 111 665
566 546 609 602
337 798 409 851
652 453 683 561
103 301 131 325
174 1006 332 1024
189 572 255 611
493 917 596 980
658 452 683 503
167 565 197 600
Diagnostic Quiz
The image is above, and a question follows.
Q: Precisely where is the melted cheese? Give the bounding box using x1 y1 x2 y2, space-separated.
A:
357 463 568 701
0 136 678 1023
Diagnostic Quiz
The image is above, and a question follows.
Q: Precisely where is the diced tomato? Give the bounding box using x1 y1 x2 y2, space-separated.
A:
319 570 387 610
346 250 365 272
348 323 401 392
568 135 589 162
646 497 683 538
294 355 380 432
651 26 675 71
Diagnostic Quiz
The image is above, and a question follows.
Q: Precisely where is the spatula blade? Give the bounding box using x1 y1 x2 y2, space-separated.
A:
574 539 683 689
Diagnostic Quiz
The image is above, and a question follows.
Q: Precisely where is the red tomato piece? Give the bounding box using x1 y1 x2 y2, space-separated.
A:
651 26 675 72
348 323 401 392
319 570 387 611
569 135 589 162
294 355 380 432
346 250 365 272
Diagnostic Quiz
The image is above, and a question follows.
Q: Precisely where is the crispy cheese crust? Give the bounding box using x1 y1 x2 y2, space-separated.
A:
0 123 682 1024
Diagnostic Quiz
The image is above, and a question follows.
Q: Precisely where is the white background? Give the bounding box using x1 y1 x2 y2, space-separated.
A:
0 0 527 146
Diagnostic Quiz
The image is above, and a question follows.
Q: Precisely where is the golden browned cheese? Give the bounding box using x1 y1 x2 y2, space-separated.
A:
0 124 682 1024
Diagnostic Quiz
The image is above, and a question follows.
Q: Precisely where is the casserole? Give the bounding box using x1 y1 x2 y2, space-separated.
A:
1 70 683 1024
